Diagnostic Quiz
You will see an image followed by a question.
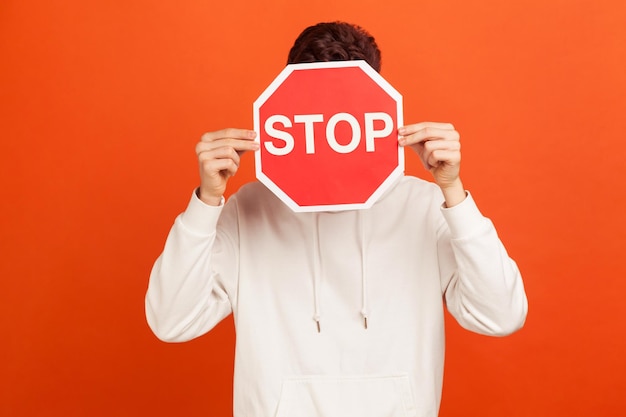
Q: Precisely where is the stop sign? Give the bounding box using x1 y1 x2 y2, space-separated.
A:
253 60 404 212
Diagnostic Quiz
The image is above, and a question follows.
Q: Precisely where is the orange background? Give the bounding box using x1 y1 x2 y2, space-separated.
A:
1 1 625 416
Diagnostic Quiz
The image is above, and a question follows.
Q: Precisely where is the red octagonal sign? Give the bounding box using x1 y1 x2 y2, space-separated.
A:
254 61 404 212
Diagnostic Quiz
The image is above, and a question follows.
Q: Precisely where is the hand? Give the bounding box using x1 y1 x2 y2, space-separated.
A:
195 128 259 206
398 122 466 207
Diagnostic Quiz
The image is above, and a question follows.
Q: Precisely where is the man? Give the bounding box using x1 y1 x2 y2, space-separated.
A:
146 21 527 417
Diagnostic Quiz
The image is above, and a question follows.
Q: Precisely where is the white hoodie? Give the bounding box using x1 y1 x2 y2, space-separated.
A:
146 176 527 417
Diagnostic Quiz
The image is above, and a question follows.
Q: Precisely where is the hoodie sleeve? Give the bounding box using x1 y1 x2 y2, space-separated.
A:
145 190 238 342
437 192 528 336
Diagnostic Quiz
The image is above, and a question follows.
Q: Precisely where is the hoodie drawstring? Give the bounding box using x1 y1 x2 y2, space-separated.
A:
312 213 322 333
311 211 370 333
359 210 369 330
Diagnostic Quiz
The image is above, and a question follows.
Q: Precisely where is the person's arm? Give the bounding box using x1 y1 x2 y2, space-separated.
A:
145 128 257 342
399 122 527 335
437 194 527 335
145 193 233 342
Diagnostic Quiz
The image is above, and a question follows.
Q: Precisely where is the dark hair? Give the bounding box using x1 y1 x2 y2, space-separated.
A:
287 22 382 72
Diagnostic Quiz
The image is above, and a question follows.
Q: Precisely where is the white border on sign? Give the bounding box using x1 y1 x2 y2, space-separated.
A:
253 60 404 213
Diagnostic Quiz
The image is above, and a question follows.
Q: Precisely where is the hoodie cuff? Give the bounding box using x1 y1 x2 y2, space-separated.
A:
440 191 487 239
179 188 224 234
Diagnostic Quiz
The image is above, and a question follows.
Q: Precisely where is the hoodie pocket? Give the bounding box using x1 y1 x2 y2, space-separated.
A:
274 374 417 417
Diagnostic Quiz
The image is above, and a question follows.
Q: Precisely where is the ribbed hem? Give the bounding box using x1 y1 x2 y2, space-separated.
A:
440 191 487 239
179 188 224 234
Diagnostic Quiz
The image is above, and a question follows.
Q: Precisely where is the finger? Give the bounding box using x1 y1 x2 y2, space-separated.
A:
201 158 239 179
422 140 461 167
398 122 455 136
426 149 461 169
399 126 460 147
196 138 259 155
198 146 242 167
201 128 257 143
423 138 461 153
